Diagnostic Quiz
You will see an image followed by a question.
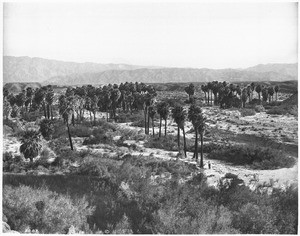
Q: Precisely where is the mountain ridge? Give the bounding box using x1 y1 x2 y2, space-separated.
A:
3 56 297 85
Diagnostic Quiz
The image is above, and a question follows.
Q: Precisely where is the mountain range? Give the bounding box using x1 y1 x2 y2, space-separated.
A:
3 56 297 86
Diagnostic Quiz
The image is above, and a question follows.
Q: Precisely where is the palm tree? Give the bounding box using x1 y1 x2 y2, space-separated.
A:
274 85 279 101
172 106 187 158
188 104 200 161
246 85 252 102
268 86 275 103
194 108 206 168
58 94 75 150
20 130 41 162
148 105 156 136
250 82 255 101
157 101 169 137
26 87 34 111
255 84 262 102
184 83 195 103
110 88 121 122
201 84 208 105
40 119 54 140
241 88 248 108
45 85 54 119
262 87 269 103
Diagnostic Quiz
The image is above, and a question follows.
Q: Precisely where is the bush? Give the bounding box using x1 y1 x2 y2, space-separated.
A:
75 156 119 179
3 185 94 233
83 128 113 146
240 109 256 117
117 111 145 123
254 105 265 113
207 144 295 169
70 125 92 137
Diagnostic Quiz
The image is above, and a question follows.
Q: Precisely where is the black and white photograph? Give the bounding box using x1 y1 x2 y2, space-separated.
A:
2 0 298 234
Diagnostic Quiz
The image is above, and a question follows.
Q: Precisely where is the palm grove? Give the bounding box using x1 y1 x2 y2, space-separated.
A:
3 81 279 167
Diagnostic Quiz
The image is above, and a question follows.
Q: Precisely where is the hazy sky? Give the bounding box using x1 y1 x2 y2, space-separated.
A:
3 1 298 69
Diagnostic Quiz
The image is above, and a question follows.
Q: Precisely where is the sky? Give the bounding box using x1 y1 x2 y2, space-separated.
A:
3 1 298 69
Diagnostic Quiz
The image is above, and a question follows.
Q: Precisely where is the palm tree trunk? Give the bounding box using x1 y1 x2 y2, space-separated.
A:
159 117 162 138
177 126 180 155
152 118 155 136
72 113 75 126
93 111 96 126
43 102 47 118
200 132 204 168
164 119 167 136
210 91 213 105
147 110 150 135
47 104 50 119
204 92 207 105
207 91 210 105
144 108 147 134
50 105 53 120
66 121 73 150
182 127 187 158
195 129 198 161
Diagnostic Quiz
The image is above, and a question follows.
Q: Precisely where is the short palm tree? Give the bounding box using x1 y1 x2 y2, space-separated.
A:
20 130 41 162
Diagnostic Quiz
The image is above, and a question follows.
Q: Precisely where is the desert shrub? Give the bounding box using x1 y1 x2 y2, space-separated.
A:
3 185 94 233
70 125 92 137
248 98 261 105
117 128 146 142
207 144 295 169
240 108 256 117
83 129 113 145
269 101 282 106
82 119 117 131
131 119 145 127
75 156 119 179
117 111 145 123
254 105 265 112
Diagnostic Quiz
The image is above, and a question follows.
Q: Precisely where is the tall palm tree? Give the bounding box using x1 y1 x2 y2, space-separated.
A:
274 85 279 101
250 82 256 101
45 85 54 119
188 104 200 161
201 84 208 105
255 84 262 102
157 101 169 137
262 87 269 103
268 86 275 103
148 105 156 136
241 88 248 108
172 106 187 158
194 108 206 168
20 129 41 162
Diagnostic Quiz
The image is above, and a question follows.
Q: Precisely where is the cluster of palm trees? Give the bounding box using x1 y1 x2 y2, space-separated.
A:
200 81 280 108
3 85 55 119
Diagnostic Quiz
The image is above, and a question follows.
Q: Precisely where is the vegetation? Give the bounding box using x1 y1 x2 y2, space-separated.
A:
207 144 295 169
3 79 297 234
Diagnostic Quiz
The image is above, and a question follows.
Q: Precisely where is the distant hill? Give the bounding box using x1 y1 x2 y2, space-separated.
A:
3 56 298 86
3 56 160 84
